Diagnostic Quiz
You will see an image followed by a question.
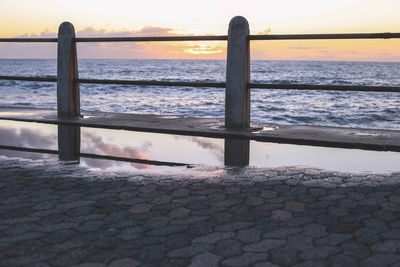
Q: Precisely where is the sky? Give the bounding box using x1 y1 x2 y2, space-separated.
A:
0 0 400 61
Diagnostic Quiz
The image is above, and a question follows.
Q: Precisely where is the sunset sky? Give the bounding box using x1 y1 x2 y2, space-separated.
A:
0 0 399 61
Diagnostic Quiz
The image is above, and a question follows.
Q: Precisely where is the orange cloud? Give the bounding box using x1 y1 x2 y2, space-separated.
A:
1 26 400 61
0 26 227 59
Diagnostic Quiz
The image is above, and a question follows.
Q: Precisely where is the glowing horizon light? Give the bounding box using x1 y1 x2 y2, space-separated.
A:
0 0 400 61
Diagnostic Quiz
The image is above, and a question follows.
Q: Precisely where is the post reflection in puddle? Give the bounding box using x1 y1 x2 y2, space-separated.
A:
58 124 80 161
0 120 400 173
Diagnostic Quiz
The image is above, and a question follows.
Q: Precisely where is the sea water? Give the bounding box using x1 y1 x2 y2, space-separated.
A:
0 59 399 130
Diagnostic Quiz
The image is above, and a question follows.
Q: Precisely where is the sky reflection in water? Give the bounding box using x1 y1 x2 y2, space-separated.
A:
0 120 399 173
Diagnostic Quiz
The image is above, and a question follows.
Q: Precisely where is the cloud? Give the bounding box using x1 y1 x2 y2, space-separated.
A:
289 46 327 50
258 28 271 35
81 132 153 170
0 26 187 59
0 25 228 59
0 127 57 148
289 46 314 50
0 126 57 160
173 136 224 162
76 26 177 37
15 29 57 38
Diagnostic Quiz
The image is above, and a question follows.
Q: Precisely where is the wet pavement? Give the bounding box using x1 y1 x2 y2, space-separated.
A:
1 157 400 266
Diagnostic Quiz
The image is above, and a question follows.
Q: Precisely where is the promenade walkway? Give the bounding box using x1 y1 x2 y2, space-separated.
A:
1 156 400 266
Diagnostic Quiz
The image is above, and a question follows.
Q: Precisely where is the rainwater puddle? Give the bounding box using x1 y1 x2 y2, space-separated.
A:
0 119 399 173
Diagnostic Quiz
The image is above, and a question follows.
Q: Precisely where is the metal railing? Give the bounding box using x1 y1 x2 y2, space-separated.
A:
1 16 400 165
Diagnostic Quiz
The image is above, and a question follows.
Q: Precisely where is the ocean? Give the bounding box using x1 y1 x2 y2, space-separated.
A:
1 59 399 130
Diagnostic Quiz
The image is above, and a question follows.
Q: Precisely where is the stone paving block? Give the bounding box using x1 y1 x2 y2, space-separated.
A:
129 203 153 214
243 239 286 252
118 226 145 240
235 228 262 244
71 263 106 267
0 232 44 243
147 225 188 237
315 233 352 246
329 255 358 267
187 221 215 236
167 243 213 258
214 239 242 258
107 258 141 267
188 252 221 267
253 262 280 267
214 221 253 232
171 189 190 198
263 227 302 239
171 215 209 226
146 216 169 228
342 241 370 258
78 220 104 232
271 210 292 221
299 246 341 261
192 231 235 244
292 260 329 267
360 253 400 267
259 190 278 199
169 207 190 219
54 201 95 213
221 252 269 266
371 240 400 253
285 201 306 212
255 218 279 232
303 224 328 238
164 233 193 249
139 244 167 262
270 245 298 266
287 234 314 251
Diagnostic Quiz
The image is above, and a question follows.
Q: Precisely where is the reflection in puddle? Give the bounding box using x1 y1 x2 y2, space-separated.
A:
0 120 224 172
0 120 399 173
250 141 400 173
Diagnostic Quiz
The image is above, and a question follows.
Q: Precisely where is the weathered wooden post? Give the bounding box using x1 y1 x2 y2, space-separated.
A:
224 16 250 167
225 16 250 129
57 22 80 161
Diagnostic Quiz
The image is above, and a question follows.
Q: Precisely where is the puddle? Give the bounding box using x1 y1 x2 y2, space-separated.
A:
253 126 277 133
350 132 381 137
0 119 399 173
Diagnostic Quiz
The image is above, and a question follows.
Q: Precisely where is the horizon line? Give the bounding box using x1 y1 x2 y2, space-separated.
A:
1 58 400 63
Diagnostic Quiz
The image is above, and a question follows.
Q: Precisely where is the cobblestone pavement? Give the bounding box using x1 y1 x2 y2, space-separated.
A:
1 157 400 267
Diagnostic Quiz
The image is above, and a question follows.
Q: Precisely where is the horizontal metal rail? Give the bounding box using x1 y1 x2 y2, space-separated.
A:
250 32 400 40
0 75 57 82
2 32 399 43
75 36 228 42
2 76 400 92
0 38 58 42
79 152 189 166
0 145 190 167
76 78 226 88
249 83 400 92
0 145 58 155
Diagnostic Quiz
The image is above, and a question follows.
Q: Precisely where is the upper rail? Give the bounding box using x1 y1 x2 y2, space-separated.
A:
1 32 400 43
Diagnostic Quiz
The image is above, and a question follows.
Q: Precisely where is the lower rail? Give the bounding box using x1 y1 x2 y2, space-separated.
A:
0 145 190 167
1 76 400 92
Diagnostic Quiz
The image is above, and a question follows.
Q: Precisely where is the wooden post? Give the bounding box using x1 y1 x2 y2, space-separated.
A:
57 22 80 161
224 16 250 167
57 22 80 117
225 16 250 129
